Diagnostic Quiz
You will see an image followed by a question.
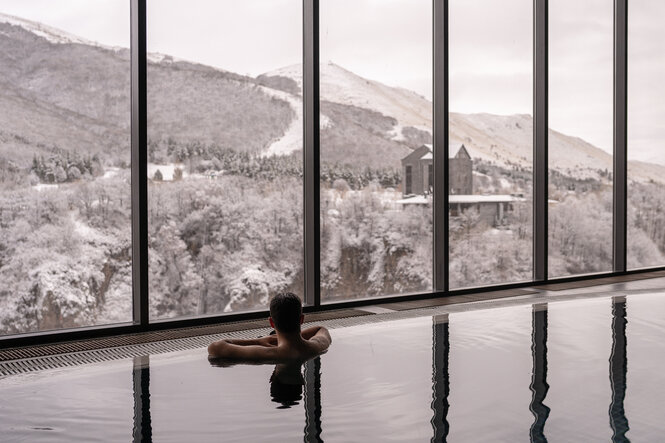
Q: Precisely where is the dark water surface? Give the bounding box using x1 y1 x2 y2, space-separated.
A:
1 294 664 442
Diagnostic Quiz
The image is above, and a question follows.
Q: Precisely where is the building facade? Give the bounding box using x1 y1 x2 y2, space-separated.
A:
400 144 522 226
400 144 472 196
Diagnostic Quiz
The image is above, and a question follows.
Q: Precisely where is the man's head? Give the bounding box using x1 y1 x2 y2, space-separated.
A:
269 292 304 333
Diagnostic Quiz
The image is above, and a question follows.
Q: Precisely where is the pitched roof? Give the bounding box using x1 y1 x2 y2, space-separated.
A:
406 143 470 162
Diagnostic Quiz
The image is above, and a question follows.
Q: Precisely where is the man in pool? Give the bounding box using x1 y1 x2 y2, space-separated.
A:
207 292 332 361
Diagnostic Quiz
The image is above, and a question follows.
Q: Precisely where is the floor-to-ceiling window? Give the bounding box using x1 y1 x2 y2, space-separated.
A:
4 1 665 342
448 0 533 289
627 1 665 269
548 0 614 278
0 1 132 334
147 0 303 319
319 0 433 302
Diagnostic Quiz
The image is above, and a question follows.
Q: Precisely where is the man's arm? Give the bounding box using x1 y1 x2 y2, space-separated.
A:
305 326 332 353
301 326 331 341
207 339 279 360
223 336 277 347
301 326 321 340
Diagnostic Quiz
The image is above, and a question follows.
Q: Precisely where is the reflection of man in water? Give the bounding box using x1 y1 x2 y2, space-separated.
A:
269 362 305 408
207 358 307 409
207 292 332 361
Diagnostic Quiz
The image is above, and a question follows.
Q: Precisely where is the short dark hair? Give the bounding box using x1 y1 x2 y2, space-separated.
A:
269 292 302 333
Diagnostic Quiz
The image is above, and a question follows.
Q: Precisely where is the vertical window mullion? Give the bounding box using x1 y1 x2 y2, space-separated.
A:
433 0 449 293
613 0 628 273
131 0 149 327
303 0 321 306
534 0 548 282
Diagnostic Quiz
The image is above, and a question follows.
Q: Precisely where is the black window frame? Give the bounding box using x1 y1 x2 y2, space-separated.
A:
1 0 656 349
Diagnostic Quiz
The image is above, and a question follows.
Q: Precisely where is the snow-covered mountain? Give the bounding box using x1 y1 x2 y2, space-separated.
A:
267 61 665 183
0 12 118 49
268 62 432 129
2 12 665 183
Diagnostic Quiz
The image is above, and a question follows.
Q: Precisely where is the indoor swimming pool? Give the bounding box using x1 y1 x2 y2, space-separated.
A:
1 292 664 442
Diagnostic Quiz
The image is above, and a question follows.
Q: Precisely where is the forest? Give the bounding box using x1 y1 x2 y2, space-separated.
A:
1 15 664 335
2 141 664 334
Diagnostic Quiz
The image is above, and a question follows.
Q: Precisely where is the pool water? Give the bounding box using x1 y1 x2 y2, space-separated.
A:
1 293 664 442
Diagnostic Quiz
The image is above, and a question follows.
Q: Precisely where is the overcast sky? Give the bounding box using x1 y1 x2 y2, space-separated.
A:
0 0 663 163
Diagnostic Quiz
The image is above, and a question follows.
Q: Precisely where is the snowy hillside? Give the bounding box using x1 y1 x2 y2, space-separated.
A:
2 11 664 182
450 113 615 180
267 61 433 129
0 12 118 49
268 63 665 184
3 13 665 334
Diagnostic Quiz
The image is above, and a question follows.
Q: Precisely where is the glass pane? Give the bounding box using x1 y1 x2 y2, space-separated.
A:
147 0 303 319
448 0 533 289
319 0 432 302
627 2 665 269
0 2 131 334
549 0 613 278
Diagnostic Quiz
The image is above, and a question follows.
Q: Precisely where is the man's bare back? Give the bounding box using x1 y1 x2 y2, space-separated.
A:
207 325 332 362
208 293 332 362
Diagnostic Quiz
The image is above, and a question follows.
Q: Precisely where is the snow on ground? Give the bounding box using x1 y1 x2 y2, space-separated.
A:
489 228 513 236
412 125 432 134
96 280 132 324
70 212 113 245
262 63 665 185
323 187 405 211
499 178 512 189
258 86 303 157
396 195 429 205
147 163 187 181
32 183 58 191
258 85 331 157
265 62 433 129
449 194 524 204
388 123 406 142
102 167 119 179
321 113 332 129
262 63 665 184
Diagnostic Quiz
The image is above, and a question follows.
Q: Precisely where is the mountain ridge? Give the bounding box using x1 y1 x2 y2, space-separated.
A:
1 15 664 183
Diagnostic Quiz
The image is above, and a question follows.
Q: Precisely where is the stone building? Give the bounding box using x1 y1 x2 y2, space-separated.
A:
399 143 523 226
400 144 472 196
